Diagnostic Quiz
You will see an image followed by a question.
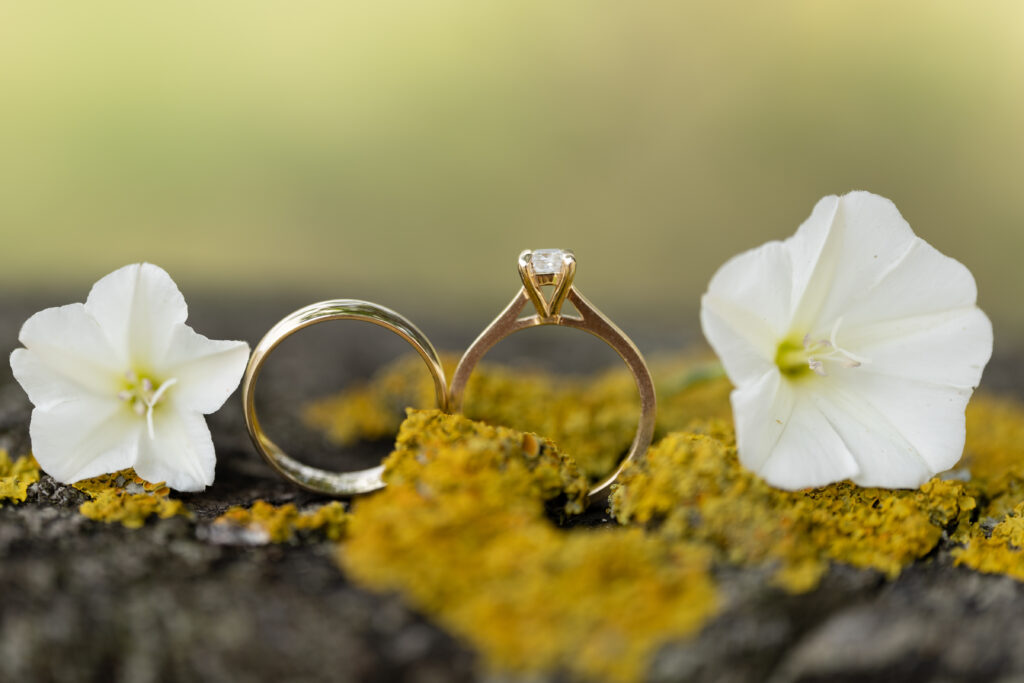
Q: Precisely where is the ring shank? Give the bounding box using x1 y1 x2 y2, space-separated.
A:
241 299 448 496
450 287 656 499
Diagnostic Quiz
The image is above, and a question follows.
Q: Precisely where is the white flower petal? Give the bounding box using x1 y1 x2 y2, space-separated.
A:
832 233 983 335
701 241 793 385
730 369 795 472
844 307 993 388
755 394 860 490
702 191 994 491
134 409 216 492
85 263 188 369
788 192 919 335
160 325 250 414
784 194 841 332
809 382 937 488
832 372 974 485
29 398 141 483
11 304 122 408
10 262 248 492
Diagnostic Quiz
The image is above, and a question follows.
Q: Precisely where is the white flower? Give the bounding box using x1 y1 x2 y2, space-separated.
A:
700 191 993 490
9 263 250 491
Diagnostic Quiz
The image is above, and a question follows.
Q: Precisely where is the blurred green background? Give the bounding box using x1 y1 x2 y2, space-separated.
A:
1 2 1022 336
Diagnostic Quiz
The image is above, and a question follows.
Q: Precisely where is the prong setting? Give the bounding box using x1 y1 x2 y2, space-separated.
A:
518 249 576 319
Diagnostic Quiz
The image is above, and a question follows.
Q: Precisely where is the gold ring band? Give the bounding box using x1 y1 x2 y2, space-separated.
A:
450 249 657 500
241 299 448 496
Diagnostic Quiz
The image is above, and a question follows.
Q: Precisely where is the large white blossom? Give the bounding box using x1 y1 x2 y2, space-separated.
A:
700 192 993 490
9 263 250 491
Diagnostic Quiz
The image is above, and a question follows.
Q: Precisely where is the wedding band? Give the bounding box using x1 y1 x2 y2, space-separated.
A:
450 249 657 499
241 300 448 496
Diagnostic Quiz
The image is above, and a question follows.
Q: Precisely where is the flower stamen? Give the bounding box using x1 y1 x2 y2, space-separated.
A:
118 374 179 439
777 320 869 379
828 317 870 367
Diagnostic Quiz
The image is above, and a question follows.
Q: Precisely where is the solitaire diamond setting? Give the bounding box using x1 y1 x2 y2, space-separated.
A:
517 249 577 319
530 249 569 275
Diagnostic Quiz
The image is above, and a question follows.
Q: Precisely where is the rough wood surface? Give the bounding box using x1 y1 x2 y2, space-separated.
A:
1 298 1023 683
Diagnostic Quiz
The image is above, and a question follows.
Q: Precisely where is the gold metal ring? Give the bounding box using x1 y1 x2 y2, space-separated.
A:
241 299 448 496
450 249 657 500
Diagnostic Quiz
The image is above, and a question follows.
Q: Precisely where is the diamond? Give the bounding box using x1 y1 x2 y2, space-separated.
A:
531 249 568 275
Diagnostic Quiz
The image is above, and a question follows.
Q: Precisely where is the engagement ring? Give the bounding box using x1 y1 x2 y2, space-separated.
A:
450 249 656 499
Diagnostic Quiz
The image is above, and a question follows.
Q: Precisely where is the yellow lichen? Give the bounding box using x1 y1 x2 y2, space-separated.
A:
0 452 40 506
304 351 1024 678
611 425 976 592
380 408 589 515
961 393 1024 518
294 500 350 540
341 410 719 683
457 364 642 481
947 395 1024 580
74 469 189 528
652 356 734 432
303 353 460 446
953 501 1024 580
304 351 729 483
213 500 350 543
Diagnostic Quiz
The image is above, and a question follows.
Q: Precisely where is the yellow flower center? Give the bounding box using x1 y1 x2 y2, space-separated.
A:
118 370 178 439
775 320 868 380
775 337 818 379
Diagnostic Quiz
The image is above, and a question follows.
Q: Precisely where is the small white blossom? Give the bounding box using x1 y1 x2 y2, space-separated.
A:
9 263 250 491
700 192 993 490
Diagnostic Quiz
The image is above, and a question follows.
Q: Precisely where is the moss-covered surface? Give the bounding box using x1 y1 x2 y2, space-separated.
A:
959 394 1024 518
213 500 350 543
303 352 731 482
305 352 640 479
952 503 1024 580
948 395 1024 578
341 410 718 683
300 352 1024 680
0 452 40 506
305 354 461 448
10 339 1024 682
73 469 190 528
611 426 976 592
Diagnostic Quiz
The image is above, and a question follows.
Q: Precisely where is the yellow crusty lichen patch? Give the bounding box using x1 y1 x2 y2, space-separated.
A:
651 357 733 432
304 352 638 480
950 394 1024 578
611 423 976 592
953 502 1024 580
0 452 41 506
305 355 1024 677
213 500 350 544
379 408 589 514
304 353 460 447
961 394 1024 518
73 470 190 528
304 352 731 482
454 364 643 481
612 389 1024 589
305 352 1024 651
341 410 719 683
